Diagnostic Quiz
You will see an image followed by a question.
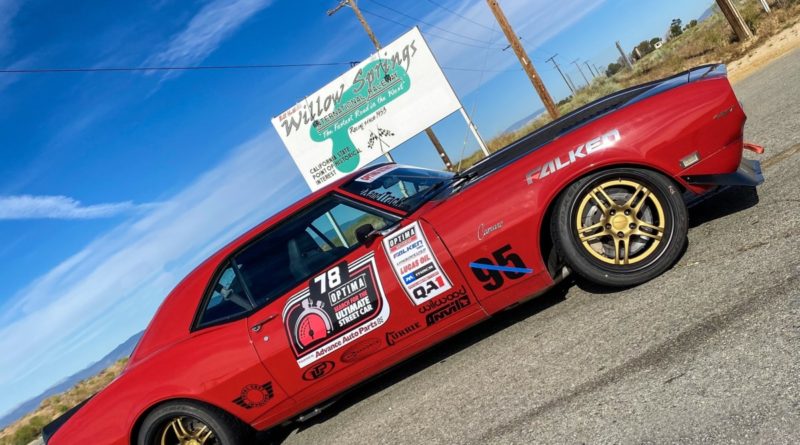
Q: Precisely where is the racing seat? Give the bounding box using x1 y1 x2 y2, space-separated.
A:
287 231 347 281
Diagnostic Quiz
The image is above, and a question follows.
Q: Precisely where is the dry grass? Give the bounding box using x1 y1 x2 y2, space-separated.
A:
455 1 800 171
0 359 128 445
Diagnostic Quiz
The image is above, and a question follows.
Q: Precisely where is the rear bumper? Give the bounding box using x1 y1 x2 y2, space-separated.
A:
682 158 763 187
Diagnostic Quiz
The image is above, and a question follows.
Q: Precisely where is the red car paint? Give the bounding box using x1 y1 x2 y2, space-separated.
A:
46 66 758 444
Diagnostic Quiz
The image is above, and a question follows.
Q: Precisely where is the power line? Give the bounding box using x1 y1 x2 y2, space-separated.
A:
424 0 495 31
0 62 357 74
360 8 503 50
367 0 494 45
0 62 520 75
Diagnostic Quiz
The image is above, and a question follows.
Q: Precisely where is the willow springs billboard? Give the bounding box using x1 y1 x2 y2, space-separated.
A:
271 27 461 190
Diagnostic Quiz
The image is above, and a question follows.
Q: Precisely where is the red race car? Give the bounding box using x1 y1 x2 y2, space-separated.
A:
44 64 763 445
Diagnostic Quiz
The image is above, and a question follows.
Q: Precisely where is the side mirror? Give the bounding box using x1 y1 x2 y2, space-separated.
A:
355 223 378 246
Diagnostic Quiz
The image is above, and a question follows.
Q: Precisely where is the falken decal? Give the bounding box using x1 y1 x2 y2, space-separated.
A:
382 221 453 305
525 129 621 184
233 382 274 409
282 253 390 368
340 338 383 363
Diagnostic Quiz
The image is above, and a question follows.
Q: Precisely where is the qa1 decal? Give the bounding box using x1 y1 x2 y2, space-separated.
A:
232 382 274 409
469 245 533 291
525 129 621 184
383 221 453 305
282 253 390 368
310 55 413 174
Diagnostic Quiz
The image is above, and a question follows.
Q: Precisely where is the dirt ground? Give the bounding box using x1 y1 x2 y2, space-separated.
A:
728 20 800 83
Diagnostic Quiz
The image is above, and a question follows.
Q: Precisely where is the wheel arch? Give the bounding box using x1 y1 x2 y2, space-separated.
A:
130 397 252 445
537 161 683 279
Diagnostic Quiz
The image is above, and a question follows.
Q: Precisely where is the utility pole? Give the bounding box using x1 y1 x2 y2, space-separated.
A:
485 0 559 119
328 0 454 170
571 59 590 86
546 54 575 94
615 40 633 69
715 0 754 41
584 61 597 78
758 0 771 14
594 63 603 77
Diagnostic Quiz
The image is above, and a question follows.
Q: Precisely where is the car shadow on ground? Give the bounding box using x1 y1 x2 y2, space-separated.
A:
574 185 759 295
256 282 571 444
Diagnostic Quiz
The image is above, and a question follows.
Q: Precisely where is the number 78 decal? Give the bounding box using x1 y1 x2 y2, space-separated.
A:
469 245 533 291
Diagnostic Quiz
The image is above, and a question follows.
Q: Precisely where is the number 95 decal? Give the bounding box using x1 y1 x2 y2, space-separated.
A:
469 245 532 291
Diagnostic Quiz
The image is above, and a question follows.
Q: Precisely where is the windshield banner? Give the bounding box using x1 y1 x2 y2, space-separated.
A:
271 27 461 191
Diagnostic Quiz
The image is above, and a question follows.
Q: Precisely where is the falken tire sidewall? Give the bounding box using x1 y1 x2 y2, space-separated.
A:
552 168 688 288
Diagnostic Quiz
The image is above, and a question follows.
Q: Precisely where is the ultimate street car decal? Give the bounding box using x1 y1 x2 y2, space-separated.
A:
282 253 390 368
382 221 452 305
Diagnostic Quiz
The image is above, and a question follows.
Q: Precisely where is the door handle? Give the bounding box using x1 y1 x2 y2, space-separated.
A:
251 314 277 332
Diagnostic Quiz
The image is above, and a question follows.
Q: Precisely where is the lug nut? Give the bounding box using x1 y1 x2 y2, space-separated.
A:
624 209 631 216
617 232 625 238
605 224 612 229
609 210 616 216
629 223 636 229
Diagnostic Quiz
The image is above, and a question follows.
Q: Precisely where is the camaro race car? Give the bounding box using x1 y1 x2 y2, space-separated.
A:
44 64 763 445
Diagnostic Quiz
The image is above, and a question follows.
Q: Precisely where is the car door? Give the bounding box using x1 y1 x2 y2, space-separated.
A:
238 194 483 406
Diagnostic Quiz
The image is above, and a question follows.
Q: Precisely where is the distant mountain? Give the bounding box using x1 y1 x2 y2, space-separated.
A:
504 108 545 134
0 331 143 429
699 4 716 22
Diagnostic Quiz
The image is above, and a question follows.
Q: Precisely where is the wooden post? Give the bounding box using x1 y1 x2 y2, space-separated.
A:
715 0 754 42
485 0 559 119
328 0 454 170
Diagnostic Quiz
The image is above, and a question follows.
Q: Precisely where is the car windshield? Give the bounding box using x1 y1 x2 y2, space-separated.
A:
342 164 453 212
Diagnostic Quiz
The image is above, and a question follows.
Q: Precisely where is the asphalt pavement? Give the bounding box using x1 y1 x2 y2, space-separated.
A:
273 51 800 445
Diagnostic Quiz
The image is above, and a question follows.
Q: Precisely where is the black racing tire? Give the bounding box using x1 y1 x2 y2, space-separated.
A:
551 167 687 287
137 400 251 445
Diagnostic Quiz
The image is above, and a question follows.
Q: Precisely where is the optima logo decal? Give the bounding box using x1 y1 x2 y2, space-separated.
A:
526 129 621 184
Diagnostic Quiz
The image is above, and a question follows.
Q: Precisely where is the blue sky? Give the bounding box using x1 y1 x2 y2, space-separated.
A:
0 0 712 416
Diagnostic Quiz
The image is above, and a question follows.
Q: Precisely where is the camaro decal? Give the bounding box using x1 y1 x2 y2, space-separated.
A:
283 253 390 368
526 129 621 184
233 382 274 409
382 221 453 305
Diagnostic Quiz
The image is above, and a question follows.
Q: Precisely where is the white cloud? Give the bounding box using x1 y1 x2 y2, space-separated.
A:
418 0 607 96
0 195 140 220
146 0 273 68
0 131 307 416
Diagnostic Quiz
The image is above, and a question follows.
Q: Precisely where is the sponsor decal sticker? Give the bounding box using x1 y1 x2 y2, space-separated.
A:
385 322 421 346
282 254 390 368
425 293 471 327
383 221 452 305
470 245 531 291
525 129 621 184
340 338 383 363
233 382 274 409
355 164 402 183
302 361 336 381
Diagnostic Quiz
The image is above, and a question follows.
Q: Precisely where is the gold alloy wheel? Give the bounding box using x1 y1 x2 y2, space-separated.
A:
575 178 666 265
159 416 215 445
